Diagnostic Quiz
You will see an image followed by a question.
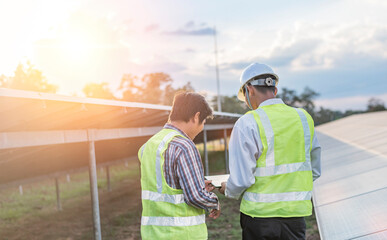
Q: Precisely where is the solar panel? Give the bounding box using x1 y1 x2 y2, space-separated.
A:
314 111 387 239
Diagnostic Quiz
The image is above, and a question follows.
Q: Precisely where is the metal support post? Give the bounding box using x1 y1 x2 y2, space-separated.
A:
223 129 229 174
55 177 62 211
106 166 111 192
19 185 23 195
87 129 102 240
203 129 209 176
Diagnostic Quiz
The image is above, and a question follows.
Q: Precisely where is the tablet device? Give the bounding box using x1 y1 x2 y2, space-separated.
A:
204 174 230 188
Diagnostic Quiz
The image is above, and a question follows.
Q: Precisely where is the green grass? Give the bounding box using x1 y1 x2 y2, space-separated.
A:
306 207 320 239
207 193 320 240
0 162 138 222
202 149 320 239
199 148 228 175
102 208 142 240
0 149 320 239
206 194 242 239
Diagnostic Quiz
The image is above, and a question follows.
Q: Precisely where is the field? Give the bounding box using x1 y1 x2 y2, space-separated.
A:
0 150 320 239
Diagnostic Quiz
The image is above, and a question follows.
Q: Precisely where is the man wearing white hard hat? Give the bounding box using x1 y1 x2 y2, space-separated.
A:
219 63 321 239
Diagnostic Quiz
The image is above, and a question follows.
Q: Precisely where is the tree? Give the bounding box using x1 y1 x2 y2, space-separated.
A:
163 81 195 105
118 74 140 102
211 87 319 115
367 98 386 112
277 87 319 118
119 72 194 105
0 61 57 93
298 87 319 114
119 72 173 104
277 88 300 106
314 107 343 125
212 95 249 114
83 82 115 99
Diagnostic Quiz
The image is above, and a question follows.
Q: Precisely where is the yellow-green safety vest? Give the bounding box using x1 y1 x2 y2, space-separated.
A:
138 128 207 240
240 103 315 218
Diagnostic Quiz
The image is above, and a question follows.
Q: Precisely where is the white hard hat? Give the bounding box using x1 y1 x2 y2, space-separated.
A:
237 63 279 101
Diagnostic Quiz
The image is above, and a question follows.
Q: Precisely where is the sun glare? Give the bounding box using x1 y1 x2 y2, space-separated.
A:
62 35 92 62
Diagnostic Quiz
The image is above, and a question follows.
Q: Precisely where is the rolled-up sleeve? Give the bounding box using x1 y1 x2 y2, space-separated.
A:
176 145 219 211
311 134 322 181
225 115 259 200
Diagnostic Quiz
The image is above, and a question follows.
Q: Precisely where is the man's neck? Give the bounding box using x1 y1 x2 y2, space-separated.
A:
169 121 193 139
253 94 275 109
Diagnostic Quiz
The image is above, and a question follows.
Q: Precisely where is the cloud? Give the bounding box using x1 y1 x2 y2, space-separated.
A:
222 21 387 74
219 38 321 72
214 21 387 104
185 48 196 53
267 39 321 67
315 93 387 111
282 23 387 71
163 21 214 36
185 21 195 28
144 24 159 32
124 54 187 75
220 61 251 70
163 27 214 36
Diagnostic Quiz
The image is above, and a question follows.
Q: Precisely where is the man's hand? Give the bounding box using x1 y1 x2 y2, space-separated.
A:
209 203 221 219
219 182 226 195
205 180 215 192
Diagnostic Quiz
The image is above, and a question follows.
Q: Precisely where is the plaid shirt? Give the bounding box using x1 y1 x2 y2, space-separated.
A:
163 123 219 211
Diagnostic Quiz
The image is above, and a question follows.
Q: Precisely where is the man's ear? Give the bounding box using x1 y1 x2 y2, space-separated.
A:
274 87 278 96
247 85 255 97
193 112 201 124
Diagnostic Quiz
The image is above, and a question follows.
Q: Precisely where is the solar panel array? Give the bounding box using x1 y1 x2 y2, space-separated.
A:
0 88 240 186
314 111 387 239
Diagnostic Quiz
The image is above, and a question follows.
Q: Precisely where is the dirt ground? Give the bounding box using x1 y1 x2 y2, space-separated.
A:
0 170 320 240
0 175 142 240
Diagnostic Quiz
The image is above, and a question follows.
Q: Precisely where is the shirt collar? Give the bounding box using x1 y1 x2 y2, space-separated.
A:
258 98 285 108
164 123 190 139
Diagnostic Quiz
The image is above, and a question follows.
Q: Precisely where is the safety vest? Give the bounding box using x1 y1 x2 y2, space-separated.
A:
138 128 207 240
240 103 315 218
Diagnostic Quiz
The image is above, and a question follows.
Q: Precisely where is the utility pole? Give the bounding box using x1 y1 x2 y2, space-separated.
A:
214 26 221 112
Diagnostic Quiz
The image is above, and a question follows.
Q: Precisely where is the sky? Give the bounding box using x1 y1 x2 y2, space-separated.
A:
1 0 387 111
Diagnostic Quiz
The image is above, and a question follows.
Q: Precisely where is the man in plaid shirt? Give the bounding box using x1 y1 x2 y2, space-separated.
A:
139 92 220 239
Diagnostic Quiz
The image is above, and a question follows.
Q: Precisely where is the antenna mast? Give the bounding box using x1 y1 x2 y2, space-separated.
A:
214 26 221 112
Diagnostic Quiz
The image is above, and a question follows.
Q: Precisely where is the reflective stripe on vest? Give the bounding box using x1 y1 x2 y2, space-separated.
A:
295 108 312 162
256 108 275 167
241 105 314 218
140 129 206 234
254 161 311 177
141 214 206 227
142 190 185 204
253 108 312 177
155 131 179 193
243 191 312 203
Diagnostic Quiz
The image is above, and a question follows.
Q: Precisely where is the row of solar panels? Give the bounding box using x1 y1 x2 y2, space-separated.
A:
314 111 387 239
0 88 240 186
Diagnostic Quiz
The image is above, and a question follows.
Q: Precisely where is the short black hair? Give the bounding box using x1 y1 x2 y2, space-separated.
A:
252 85 276 94
169 92 213 123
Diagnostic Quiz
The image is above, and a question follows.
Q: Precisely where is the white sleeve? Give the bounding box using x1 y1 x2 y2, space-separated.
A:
311 134 322 181
225 115 260 199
